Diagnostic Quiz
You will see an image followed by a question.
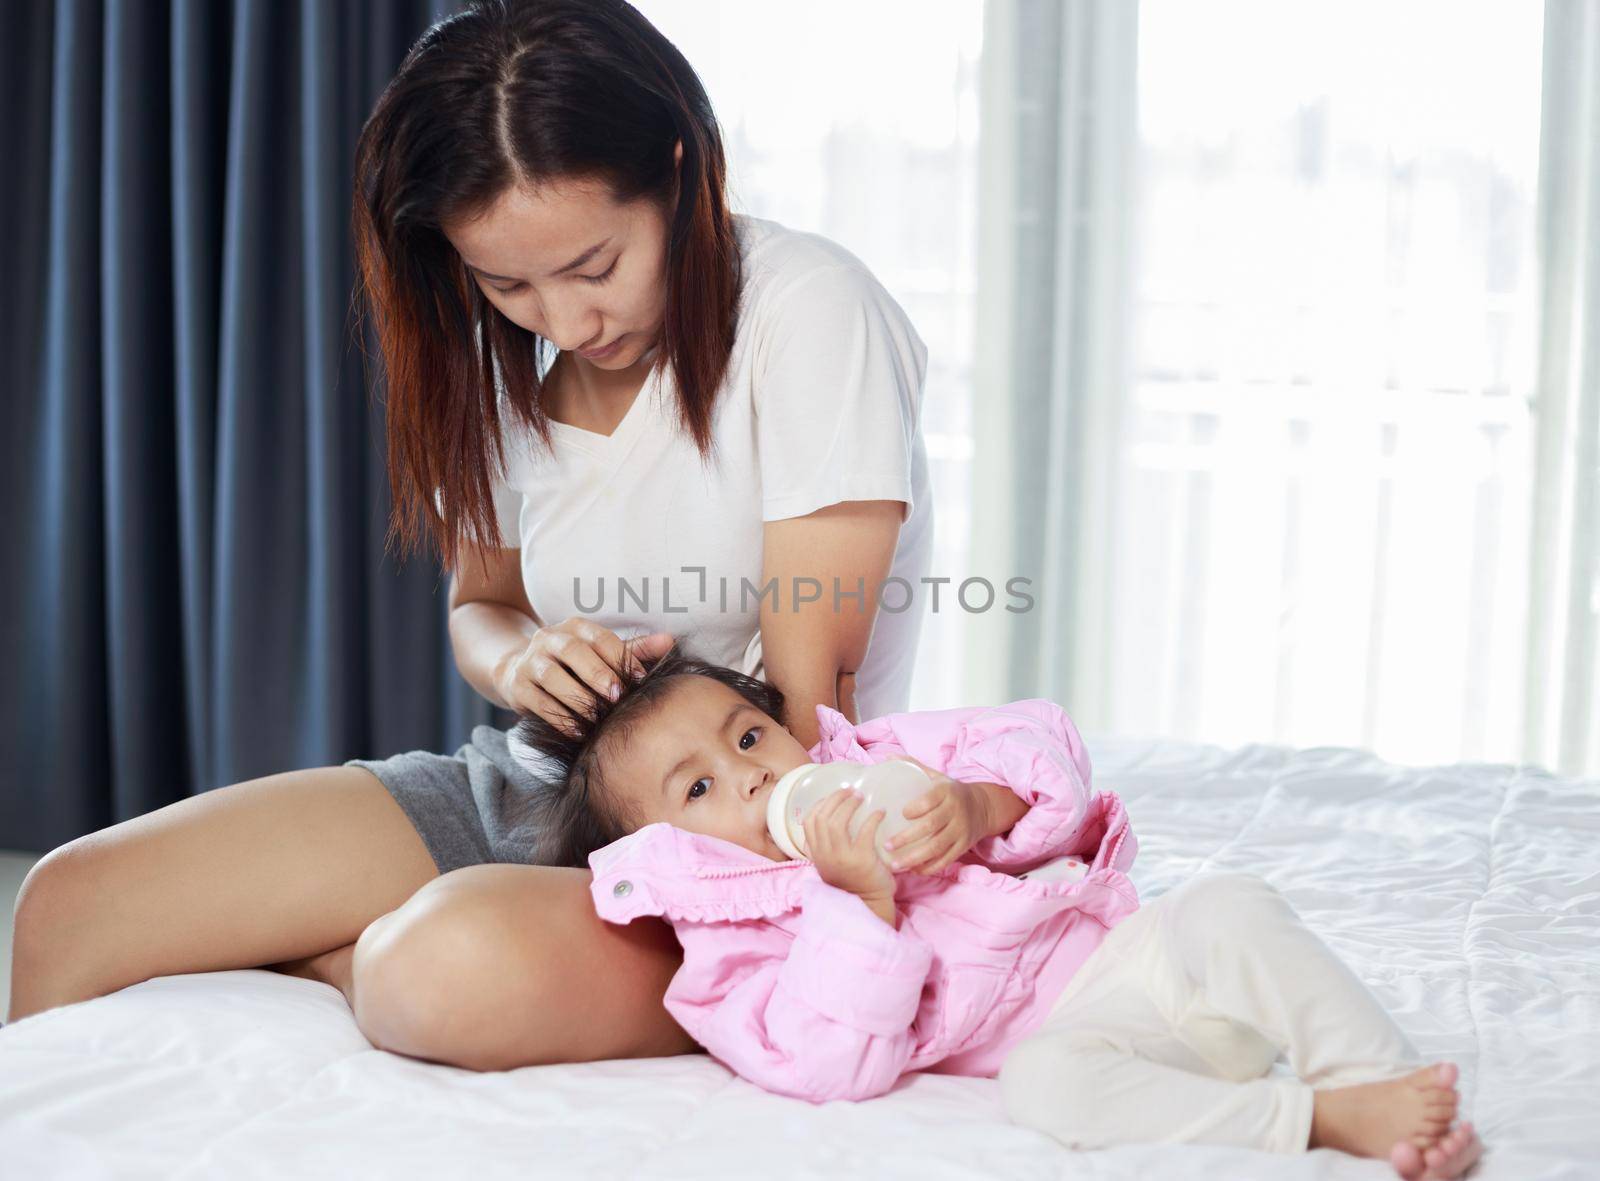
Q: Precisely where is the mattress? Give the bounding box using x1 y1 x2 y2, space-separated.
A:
2 735 1597 1179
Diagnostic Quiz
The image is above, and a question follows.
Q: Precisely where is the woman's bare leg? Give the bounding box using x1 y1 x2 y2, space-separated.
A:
352 864 697 1071
8 767 438 1023
272 941 358 1007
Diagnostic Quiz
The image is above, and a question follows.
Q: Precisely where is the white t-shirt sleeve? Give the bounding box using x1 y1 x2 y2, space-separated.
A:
754 263 927 524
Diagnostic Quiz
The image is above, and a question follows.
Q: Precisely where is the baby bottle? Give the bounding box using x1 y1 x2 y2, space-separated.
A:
766 760 934 863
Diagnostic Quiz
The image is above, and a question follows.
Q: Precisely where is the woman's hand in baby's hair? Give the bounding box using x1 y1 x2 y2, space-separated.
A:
804 788 896 907
881 757 992 875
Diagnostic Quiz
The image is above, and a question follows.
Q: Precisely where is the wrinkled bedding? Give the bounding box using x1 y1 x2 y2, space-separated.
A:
2 736 1597 1179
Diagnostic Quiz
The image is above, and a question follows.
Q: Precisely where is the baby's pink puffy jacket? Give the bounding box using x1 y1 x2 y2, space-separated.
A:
588 698 1141 1103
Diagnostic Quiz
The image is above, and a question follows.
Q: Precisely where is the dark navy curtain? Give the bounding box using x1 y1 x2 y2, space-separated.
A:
0 0 507 854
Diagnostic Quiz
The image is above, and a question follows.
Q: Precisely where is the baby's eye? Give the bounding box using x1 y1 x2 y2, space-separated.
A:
684 730 760 801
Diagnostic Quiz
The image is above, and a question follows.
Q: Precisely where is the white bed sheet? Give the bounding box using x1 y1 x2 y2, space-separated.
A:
2 736 1597 1180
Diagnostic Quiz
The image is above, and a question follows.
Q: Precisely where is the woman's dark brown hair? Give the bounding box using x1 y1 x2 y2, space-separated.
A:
353 0 742 569
512 639 786 868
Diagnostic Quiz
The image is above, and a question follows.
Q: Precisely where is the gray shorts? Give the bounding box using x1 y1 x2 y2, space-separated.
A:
344 725 555 876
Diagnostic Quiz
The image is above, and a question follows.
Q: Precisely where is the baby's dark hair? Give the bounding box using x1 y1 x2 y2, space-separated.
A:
513 639 786 868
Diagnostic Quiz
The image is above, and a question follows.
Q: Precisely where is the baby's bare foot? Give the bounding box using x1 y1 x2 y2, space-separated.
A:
1309 1063 1460 1165
1390 1120 1484 1180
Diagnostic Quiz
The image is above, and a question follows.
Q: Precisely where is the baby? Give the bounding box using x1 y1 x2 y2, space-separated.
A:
515 642 1483 1179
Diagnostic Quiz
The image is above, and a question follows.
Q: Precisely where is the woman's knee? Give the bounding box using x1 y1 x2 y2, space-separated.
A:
13 845 74 942
8 843 123 1018
14 840 102 941
350 864 693 1070
349 873 498 1062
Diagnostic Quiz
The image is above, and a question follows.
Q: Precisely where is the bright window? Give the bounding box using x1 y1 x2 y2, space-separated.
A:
1121 0 1545 763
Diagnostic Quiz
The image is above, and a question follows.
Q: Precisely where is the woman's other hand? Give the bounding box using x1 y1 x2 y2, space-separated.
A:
495 621 674 734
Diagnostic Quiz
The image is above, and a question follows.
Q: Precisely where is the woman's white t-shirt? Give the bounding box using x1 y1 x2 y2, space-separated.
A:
492 213 935 727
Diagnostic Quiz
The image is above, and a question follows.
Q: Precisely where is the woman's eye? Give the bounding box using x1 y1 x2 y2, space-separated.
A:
491 281 524 295
580 260 618 285
739 727 761 750
687 778 709 801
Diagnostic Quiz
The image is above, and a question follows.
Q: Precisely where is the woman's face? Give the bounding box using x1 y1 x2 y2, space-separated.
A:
601 675 812 861
441 146 680 372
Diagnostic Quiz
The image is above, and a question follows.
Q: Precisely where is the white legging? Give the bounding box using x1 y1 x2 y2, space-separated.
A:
998 872 1422 1154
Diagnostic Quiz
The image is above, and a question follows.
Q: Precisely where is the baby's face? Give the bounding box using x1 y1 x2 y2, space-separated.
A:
602 675 811 860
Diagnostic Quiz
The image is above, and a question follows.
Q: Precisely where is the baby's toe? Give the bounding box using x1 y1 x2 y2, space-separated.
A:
1420 1125 1482 1181
1390 1140 1426 1180
1455 1128 1484 1174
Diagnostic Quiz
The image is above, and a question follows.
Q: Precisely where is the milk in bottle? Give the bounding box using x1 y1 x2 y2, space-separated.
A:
766 760 934 863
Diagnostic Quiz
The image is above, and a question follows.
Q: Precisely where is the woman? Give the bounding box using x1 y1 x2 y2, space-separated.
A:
7 0 935 1072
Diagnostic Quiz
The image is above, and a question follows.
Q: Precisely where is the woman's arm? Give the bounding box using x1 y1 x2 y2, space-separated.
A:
760 499 903 749
446 542 541 709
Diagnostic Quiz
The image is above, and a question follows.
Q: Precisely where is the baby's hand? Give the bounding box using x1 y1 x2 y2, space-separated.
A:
883 756 990 874
804 788 895 905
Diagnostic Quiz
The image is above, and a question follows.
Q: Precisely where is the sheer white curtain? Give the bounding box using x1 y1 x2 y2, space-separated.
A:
976 0 1600 777
965 0 1140 724
633 1 984 713
1527 0 1600 778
